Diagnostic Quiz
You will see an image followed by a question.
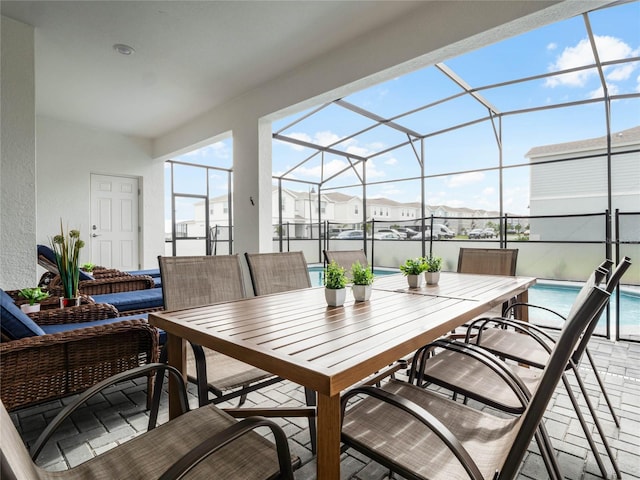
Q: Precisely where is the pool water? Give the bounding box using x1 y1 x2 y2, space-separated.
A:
308 266 639 335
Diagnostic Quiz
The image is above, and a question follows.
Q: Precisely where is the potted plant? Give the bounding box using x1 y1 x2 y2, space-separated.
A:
51 220 85 308
18 287 50 313
324 260 348 306
424 255 443 285
351 261 374 302
400 257 426 288
81 262 95 273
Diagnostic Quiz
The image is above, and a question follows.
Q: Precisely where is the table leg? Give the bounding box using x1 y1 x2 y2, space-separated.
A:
517 289 529 322
166 332 186 419
317 392 341 479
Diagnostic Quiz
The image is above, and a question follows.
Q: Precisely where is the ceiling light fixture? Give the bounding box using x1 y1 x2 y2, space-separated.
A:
113 44 135 56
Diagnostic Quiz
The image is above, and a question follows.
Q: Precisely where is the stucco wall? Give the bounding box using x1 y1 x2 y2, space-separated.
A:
36 116 165 271
1 17 36 289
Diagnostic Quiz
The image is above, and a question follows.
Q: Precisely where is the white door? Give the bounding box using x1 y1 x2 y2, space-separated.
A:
90 174 140 271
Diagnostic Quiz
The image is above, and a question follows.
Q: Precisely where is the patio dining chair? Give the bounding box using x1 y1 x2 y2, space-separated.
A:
157 255 281 409
410 258 630 479
340 283 611 480
1 363 297 480
323 249 369 276
244 251 317 453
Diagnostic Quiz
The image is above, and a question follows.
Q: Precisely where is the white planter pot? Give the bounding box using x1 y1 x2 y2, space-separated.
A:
406 274 424 288
352 284 372 302
425 271 441 285
325 288 347 307
20 304 41 314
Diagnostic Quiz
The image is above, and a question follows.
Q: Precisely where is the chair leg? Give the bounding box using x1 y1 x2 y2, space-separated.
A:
569 362 622 479
190 343 210 407
560 373 611 479
305 387 317 454
585 347 620 427
535 423 563 480
148 346 168 430
238 391 248 407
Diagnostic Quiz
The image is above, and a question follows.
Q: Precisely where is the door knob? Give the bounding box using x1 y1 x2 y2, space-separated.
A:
91 233 101 238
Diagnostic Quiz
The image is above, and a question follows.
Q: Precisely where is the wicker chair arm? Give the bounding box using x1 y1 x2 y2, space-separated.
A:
341 386 484 480
30 363 188 461
49 274 155 294
28 302 119 325
158 416 296 480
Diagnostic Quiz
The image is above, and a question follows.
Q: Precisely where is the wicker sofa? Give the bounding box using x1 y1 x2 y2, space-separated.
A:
0 288 159 412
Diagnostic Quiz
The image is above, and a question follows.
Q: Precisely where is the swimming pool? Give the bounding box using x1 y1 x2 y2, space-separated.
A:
308 266 639 336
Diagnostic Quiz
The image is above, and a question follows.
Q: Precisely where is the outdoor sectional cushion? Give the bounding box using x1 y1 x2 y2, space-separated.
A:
127 269 160 278
91 288 163 312
124 313 167 344
40 317 140 334
0 289 47 338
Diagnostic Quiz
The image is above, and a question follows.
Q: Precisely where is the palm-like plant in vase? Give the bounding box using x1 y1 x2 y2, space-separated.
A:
351 261 374 301
51 221 85 306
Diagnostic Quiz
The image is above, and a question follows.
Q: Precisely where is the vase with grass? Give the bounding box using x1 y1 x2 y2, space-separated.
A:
350 261 374 301
400 257 426 288
51 221 85 307
324 260 348 306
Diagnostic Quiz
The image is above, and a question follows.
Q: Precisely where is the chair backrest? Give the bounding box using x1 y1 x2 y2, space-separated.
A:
0 289 46 339
500 283 610 479
323 249 368 274
1 401 41 480
158 255 246 310
571 257 631 363
245 251 311 296
457 248 518 276
37 244 93 280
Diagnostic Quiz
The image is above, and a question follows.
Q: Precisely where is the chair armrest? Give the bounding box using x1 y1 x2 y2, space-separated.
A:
502 302 567 321
0 320 159 413
27 302 119 325
158 416 296 480
341 386 484 480
465 316 556 352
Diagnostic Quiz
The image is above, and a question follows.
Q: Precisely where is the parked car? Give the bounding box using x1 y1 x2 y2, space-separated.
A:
376 228 405 239
468 228 485 239
373 231 400 240
395 227 418 238
336 230 364 239
432 224 455 239
483 228 496 238
410 230 438 240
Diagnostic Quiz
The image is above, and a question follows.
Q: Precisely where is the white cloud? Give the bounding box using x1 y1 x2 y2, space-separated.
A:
280 132 312 151
315 130 343 146
607 64 635 82
637 74 640 93
547 42 557 51
587 83 619 99
384 157 398 166
545 35 637 88
482 187 495 196
444 171 485 188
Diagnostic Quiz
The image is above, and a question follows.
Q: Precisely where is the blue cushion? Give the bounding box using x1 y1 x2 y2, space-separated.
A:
127 269 161 278
0 289 46 338
41 317 129 334
37 244 93 281
91 289 163 312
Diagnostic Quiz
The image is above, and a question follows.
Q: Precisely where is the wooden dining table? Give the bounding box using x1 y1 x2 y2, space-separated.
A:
149 271 535 479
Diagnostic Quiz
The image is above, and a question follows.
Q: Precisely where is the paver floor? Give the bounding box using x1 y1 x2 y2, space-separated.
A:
9 336 640 479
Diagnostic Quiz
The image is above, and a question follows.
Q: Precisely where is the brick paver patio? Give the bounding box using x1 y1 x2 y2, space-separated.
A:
9 336 640 479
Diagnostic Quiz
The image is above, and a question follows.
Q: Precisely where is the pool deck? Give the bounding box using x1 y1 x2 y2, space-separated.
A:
9 335 640 479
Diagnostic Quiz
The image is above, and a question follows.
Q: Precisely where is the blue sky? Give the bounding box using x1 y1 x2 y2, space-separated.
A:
171 1 639 223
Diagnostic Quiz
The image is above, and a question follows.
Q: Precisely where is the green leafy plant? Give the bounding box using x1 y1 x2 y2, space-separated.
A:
351 261 374 286
18 287 50 306
324 261 347 289
50 220 85 299
399 257 426 276
81 262 95 272
424 255 442 273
